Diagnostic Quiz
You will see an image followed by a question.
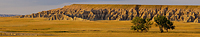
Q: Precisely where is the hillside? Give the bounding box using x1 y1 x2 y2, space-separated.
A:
15 4 200 23
0 14 19 17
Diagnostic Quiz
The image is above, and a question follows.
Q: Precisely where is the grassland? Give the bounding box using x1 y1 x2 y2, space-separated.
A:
0 17 200 37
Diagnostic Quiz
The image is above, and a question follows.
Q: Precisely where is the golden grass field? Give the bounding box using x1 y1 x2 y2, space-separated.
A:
0 17 200 37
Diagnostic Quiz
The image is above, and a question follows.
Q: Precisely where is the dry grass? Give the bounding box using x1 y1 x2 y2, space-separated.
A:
0 17 200 37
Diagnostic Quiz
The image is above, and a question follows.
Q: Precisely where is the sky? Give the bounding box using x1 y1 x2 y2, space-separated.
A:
0 0 200 15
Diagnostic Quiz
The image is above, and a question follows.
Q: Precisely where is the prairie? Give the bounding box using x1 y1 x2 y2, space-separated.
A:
0 17 200 37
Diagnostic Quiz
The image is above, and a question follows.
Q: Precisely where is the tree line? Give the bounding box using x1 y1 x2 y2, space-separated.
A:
131 15 175 33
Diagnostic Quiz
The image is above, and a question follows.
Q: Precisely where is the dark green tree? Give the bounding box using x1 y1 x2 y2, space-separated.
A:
144 18 153 32
131 17 152 32
154 15 175 33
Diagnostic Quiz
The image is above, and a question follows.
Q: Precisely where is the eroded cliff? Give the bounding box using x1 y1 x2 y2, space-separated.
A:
15 4 200 23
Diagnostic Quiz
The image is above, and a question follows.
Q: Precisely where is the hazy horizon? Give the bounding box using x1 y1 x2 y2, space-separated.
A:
1 0 200 15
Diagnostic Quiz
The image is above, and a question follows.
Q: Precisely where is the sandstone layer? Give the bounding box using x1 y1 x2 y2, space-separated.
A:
15 4 200 23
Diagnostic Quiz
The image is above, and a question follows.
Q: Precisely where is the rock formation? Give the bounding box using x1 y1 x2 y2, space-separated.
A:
0 14 19 17
15 4 199 23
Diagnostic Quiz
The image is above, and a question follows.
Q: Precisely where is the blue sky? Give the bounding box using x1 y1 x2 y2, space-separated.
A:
0 0 200 15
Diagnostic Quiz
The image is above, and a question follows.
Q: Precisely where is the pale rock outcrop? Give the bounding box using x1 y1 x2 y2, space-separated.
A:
194 18 199 23
48 14 73 20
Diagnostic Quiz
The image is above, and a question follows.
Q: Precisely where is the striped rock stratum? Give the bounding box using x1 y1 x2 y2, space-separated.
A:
15 4 200 23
